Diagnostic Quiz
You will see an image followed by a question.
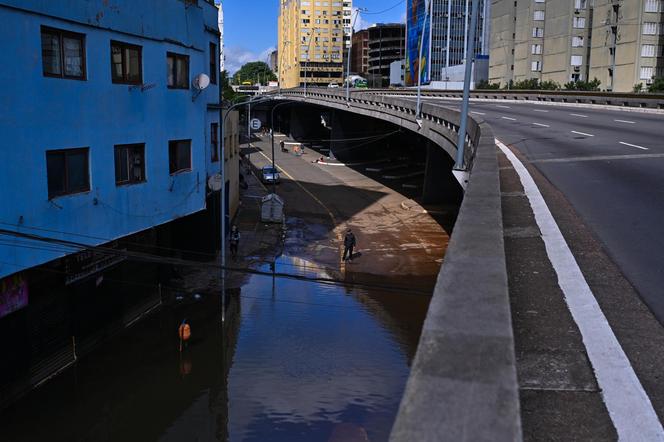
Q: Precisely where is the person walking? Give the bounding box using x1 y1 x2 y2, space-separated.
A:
230 225 240 259
343 228 356 262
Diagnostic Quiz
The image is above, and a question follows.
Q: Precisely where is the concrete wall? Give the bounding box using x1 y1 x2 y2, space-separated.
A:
0 0 222 279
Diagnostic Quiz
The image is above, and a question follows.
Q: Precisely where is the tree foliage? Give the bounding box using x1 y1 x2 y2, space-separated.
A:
647 77 664 93
475 80 501 90
232 61 277 85
563 78 601 91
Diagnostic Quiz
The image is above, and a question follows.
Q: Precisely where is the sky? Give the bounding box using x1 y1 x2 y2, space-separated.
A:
219 0 406 74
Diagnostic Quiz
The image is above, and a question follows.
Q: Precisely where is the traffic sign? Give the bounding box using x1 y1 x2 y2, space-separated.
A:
250 118 262 130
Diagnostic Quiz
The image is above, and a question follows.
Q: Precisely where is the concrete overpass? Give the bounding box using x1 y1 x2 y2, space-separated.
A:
259 88 664 441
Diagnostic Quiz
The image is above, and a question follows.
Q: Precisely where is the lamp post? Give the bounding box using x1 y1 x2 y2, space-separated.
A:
346 7 368 102
416 0 433 121
304 29 316 97
454 0 480 173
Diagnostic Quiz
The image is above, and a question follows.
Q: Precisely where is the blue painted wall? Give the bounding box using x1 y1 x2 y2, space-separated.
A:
0 0 222 279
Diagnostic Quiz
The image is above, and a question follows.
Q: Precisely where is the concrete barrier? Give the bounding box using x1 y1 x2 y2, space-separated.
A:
276 89 522 440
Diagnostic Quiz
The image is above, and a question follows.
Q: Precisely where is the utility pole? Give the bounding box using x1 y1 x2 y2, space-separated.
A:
416 0 433 122
346 8 368 101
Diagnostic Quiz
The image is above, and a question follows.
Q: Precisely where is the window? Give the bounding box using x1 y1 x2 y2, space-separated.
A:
532 44 542 54
533 10 545 21
531 60 541 71
575 0 587 9
573 17 586 28
168 140 192 174
167 52 190 89
640 66 654 80
41 26 85 79
571 55 583 66
532 27 544 37
643 22 659 35
209 42 218 84
211 123 219 162
642 44 656 57
645 0 662 12
572 36 584 47
114 144 145 185
111 41 142 84
46 148 89 199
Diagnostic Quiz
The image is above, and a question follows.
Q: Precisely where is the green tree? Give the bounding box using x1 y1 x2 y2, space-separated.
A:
475 80 501 90
648 77 664 93
221 70 238 101
232 61 277 85
564 77 601 91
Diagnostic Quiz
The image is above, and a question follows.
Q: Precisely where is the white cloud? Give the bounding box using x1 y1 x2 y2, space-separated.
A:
224 45 276 75
353 8 371 32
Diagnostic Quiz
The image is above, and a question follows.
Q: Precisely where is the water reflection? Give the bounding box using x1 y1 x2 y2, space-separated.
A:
0 257 430 442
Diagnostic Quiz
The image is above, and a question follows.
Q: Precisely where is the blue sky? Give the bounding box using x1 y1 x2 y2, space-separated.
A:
220 0 406 74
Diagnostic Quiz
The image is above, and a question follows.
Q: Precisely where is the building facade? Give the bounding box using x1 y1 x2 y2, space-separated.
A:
367 23 405 87
278 0 350 88
351 29 369 75
406 0 490 86
0 0 242 390
489 0 664 91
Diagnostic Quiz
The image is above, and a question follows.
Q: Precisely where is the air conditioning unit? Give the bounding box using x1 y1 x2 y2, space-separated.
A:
574 66 580 71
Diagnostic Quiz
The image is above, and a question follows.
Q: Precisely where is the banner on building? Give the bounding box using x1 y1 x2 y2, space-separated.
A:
405 0 431 86
0 274 29 318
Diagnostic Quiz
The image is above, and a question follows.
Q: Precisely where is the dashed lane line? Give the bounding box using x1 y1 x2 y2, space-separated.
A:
615 119 636 124
470 111 486 115
619 141 649 150
533 109 549 113
570 113 588 118
496 105 511 109
531 122 550 127
496 138 664 441
571 130 594 137
501 116 517 121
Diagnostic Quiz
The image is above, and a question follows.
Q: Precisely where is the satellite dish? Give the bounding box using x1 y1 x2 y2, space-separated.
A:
207 173 222 192
193 73 211 90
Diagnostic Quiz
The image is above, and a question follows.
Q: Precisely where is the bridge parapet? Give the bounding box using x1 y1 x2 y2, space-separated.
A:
274 88 522 440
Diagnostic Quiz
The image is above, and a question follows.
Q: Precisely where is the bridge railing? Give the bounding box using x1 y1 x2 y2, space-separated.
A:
273 88 522 441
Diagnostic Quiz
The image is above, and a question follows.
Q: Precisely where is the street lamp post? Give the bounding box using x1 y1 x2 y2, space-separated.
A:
346 7 368 102
454 0 480 172
416 0 433 121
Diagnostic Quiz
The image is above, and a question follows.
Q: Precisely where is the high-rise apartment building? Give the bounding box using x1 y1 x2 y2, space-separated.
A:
278 0 350 89
405 0 490 86
368 23 406 87
351 29 369 75
489 0 664 91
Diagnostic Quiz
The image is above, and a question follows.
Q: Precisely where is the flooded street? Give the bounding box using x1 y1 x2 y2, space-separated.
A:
0 257 430 442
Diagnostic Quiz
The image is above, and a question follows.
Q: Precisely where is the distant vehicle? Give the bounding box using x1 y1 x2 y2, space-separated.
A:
327 82 340 88
345 75 368 89
261 165 280 184
241 81 252 85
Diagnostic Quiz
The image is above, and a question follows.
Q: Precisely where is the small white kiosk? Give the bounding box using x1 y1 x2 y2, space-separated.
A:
261 193 284 223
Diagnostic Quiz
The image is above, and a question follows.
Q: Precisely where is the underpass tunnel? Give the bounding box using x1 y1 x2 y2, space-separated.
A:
253 101 463 213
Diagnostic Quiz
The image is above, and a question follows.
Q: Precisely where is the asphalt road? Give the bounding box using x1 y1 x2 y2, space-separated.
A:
411 97 664 323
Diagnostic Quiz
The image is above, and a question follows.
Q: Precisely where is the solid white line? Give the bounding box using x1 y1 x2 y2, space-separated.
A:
501 116 516 121
619 141 649 150
470 111 486 115
533 109 549 113
496 105 511 109
615 119 636 124
496 138 664 442
531 122 550 127
570 113 588 118
571 130 594 137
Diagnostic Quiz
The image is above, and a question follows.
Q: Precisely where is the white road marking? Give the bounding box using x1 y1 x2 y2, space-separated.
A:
496 105 511 109
619 141 649 150
571 130 594 137
615 119 636 124
530 153 664 163
570 113 588 118
501 116 517 121
531 122 550 127
533 109 549 113
496 138 664 441
470 111 486 115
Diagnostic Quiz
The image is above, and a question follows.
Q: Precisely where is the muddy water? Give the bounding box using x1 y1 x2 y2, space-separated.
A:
0 258 430 442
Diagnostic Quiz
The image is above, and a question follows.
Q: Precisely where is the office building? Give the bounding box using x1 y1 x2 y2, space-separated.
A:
367 23 406 87
351 29 369 75
278 0 351 88
405 0 490 86
489 0 664 91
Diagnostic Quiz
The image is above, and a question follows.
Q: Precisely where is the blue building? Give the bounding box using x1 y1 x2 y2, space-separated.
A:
0 0 239 401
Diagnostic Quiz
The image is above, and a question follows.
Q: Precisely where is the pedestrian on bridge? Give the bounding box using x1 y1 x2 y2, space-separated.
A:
230 225 241 259
343 229 356 262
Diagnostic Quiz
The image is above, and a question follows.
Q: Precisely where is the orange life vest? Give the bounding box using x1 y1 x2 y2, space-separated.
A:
178 323 191 341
